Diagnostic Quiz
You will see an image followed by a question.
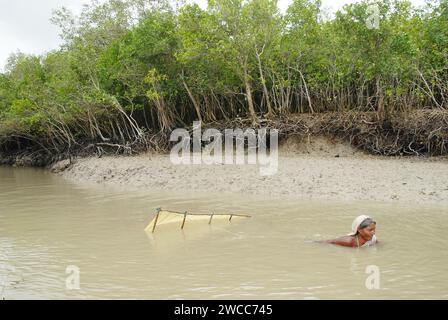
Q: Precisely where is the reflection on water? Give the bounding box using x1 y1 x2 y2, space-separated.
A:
1 166 448 299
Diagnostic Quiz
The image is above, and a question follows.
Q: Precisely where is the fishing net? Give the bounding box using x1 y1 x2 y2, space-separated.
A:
145 208 251 233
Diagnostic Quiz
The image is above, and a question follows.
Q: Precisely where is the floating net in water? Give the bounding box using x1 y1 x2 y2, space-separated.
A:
145 208 251 233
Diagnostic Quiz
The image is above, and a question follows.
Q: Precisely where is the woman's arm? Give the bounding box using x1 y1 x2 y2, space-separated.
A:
323 236 356 247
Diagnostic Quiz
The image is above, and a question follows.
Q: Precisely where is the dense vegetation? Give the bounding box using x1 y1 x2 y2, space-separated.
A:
0 0 447 162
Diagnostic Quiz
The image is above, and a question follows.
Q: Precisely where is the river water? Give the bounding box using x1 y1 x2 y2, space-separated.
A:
1 166 447 299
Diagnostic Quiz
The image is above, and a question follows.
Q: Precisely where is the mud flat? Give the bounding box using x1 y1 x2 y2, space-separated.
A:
52 137 448 205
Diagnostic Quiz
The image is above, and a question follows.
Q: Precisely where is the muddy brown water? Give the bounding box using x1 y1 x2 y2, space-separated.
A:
1 166 447 299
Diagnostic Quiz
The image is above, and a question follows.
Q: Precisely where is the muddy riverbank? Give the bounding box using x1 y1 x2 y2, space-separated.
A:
52 137 448 205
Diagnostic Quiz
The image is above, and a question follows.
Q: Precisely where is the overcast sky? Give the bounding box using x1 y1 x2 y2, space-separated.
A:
0 0 426 71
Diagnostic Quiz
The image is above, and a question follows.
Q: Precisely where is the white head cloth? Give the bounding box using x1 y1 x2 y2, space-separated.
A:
348 215 372 236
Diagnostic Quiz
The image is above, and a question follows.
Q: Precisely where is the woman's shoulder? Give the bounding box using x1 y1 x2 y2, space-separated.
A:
325 235 357 247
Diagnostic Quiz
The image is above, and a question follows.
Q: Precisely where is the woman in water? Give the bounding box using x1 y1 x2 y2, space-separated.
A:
323 215 378 248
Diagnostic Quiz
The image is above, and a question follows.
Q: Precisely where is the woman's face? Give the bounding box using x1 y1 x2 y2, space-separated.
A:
358 223 376 240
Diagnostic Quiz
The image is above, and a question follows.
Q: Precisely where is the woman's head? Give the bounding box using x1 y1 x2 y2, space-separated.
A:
349 215 376 240
357 217 376 240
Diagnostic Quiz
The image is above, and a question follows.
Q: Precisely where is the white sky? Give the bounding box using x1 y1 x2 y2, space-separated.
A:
0 0 427 71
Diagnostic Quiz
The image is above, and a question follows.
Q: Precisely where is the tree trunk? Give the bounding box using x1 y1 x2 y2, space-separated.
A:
298 69 314 114
244 69 258 124
182 71 203 123
255 45 273 117
376 76 385 120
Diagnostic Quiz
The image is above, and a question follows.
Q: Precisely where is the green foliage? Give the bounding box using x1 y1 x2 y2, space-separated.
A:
1 0 447 153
